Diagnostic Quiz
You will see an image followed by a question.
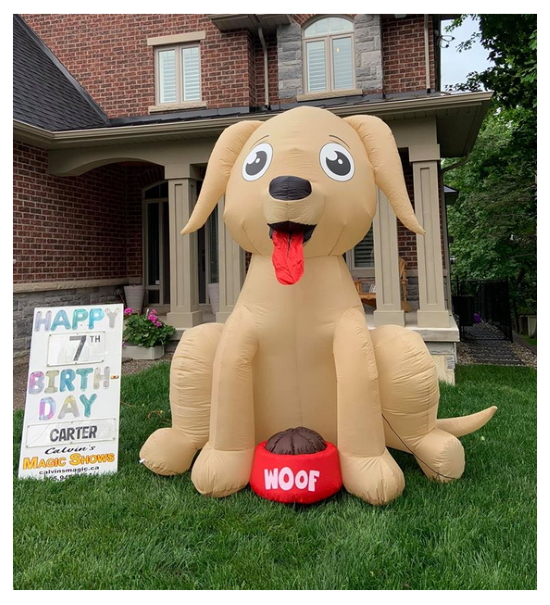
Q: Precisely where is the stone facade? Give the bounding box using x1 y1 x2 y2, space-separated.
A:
277 15 384 101
14 285 121 357
352 14 383 92
277 21 303 100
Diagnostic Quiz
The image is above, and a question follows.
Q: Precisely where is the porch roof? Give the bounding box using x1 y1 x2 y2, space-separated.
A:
14 90 493 159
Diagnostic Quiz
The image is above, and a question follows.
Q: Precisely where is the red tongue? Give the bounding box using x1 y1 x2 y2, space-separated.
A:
271 230 304 285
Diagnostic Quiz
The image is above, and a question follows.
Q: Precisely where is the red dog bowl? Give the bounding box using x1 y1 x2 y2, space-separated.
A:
250 440 342 504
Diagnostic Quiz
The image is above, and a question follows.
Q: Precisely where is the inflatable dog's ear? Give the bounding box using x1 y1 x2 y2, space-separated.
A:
182 121 263 234
345 115 425 235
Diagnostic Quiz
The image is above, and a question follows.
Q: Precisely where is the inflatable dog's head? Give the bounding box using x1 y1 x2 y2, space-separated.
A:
183 106 423 284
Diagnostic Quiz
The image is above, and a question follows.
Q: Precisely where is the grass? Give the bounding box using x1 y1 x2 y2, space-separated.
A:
13 364 537 590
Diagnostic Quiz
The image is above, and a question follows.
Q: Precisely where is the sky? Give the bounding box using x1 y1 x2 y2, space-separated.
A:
440 15 494 90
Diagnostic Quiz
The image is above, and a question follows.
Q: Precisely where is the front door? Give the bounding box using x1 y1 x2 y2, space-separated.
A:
144 182 170 312
197 205 219 307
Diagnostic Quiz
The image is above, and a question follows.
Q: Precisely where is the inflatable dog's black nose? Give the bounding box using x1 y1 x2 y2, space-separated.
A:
269 176 312 201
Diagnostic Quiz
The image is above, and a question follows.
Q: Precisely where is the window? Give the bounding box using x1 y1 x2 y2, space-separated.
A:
303 17 355 93
351 228 374 270
148 31 206 110
156 44 201 105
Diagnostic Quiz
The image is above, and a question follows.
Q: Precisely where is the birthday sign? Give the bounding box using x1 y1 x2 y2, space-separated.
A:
18 304 124 481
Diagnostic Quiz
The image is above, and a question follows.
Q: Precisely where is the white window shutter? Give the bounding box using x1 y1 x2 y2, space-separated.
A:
158 49 177 103
332 36 353 90
353 229 374 268
306 40 327 92
182 46 201 101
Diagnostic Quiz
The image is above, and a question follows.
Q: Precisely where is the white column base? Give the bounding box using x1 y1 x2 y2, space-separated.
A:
417 309 450 329
166 310 204 328
373 309 405 327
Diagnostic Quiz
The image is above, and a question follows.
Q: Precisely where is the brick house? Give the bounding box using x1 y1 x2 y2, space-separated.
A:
13 14 492 383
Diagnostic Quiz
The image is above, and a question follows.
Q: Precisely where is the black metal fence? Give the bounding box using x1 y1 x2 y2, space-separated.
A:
452 279 513 342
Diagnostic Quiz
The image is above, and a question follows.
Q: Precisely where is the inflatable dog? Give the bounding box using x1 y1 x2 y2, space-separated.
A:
140 106 496 505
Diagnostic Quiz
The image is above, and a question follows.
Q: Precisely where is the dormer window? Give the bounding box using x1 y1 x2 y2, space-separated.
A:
303 17 355 93
147 31 206 112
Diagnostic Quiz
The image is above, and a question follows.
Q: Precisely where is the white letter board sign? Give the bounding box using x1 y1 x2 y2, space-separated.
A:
18 304 124 481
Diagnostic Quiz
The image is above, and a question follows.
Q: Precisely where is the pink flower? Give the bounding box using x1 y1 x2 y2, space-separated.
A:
124 308 133 315
155 321 162 327
148 313 157 322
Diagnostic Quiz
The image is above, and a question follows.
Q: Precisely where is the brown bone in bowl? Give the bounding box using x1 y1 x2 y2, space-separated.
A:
265 427 327 455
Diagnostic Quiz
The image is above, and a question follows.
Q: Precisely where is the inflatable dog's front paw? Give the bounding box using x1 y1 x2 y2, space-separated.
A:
339 449 405 505
191 444 254 497
140 428 197 476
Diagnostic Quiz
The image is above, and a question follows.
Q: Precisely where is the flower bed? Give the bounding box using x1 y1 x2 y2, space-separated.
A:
122 308 175 350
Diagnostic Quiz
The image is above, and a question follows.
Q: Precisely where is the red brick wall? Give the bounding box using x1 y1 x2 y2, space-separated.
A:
13 142 128 283
21 14 254 118
13 144 167 285
382 15 437 93
398 157 418 271
21 13 439 119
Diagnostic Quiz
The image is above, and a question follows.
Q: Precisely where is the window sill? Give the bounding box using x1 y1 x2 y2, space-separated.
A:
149 101 208 113
296 89 363 102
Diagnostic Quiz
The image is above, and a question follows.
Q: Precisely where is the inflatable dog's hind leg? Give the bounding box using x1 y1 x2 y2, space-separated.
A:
371 325 496 482
139 323 224 476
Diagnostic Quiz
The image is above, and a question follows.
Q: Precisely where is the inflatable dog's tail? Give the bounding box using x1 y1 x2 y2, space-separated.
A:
436 406 497 438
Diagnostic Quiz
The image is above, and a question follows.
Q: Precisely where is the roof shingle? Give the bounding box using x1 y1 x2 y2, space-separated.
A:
13 15 109 131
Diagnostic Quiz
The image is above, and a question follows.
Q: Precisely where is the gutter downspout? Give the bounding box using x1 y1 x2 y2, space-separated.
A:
257 26 269 109
424 14 431 93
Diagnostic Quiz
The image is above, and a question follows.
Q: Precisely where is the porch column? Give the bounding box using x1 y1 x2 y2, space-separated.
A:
166 165 203 328
216 196 246 322
372 189 405 327
410 145 450 328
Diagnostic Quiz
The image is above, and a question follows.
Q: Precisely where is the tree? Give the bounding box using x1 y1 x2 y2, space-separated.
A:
445 107 536 325
448 14 537 111
444 15 537 331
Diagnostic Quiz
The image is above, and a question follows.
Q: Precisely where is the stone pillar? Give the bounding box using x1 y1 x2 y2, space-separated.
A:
166 165 203 328
410 145 450 328
277 21 303 100
373 189 405 327
216 196 246 323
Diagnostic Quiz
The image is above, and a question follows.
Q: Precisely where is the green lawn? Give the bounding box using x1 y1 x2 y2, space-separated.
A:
13 364 537 590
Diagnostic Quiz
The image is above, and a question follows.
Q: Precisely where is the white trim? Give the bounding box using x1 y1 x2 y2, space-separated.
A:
142 183 170 309
153 41 203 108
302 16 356 94
147 31 206 46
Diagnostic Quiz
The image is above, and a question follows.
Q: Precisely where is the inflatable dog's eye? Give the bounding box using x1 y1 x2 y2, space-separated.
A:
242 142 273 181
320 143 355 181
